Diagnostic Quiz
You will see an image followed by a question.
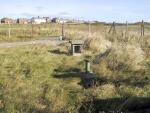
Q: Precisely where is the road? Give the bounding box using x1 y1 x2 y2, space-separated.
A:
0 37 67 47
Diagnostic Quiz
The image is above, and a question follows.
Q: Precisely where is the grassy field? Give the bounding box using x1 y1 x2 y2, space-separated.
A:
0 23 150 113
0 23 150 42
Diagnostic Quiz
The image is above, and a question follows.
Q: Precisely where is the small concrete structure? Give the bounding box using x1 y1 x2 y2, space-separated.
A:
80 60 98 88
70 40 84 56
85 59 92 73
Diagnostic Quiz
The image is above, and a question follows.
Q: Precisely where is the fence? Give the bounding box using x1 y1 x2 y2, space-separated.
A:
0 21 150 40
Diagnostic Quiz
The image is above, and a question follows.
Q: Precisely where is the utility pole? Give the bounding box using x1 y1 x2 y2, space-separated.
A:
141 20 144 36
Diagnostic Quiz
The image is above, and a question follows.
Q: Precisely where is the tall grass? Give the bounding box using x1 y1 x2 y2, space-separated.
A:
0 23 150 42
0 23 150 112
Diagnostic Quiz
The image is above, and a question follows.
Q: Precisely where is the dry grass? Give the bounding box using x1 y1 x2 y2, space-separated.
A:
84 35 112 54
0 23 150 113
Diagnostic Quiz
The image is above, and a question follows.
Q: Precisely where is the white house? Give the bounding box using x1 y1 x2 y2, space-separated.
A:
31 17 46 24
52 18 69 24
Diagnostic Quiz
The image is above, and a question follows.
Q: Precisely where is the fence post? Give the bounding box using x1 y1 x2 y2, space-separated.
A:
108 21 116 35
125 21 128 37
108 23 112 34
113 22 116 34
38 25 41 35
31 24 34 38
62 22 64 38
8 22 11 38
141 20 144 36
88 21 91 36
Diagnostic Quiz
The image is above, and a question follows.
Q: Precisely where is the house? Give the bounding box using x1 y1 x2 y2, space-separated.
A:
31 17 46 24
52 18 68 23
1 17 13 24
43 17 51 23
17 18 28 24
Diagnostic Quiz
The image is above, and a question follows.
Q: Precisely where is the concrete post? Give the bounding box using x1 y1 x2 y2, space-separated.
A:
85 59 91 73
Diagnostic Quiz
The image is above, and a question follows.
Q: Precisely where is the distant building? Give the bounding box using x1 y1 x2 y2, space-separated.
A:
52 18 85 24
31 17 47 24
17 18 28 24
1 17 13 24
52 18 68 23
43 17 51 23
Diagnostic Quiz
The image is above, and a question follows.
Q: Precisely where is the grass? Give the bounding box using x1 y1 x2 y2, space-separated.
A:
0 42 149 113
0 23 150 113
0 44 84 113
0 23 150 42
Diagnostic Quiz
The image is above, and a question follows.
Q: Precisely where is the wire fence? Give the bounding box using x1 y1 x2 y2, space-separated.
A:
0 21 150 39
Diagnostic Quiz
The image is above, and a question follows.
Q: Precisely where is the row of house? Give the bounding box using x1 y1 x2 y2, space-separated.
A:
0 17 29 24
0 17 85 24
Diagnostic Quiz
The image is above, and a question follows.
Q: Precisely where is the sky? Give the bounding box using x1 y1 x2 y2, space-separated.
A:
0 0 150 22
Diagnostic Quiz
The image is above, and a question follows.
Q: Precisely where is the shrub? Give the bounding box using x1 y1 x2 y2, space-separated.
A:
92 43 145 77
107 44 145 71
84 35 112 55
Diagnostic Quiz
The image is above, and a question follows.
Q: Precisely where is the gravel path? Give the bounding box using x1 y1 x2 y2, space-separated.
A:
0 37 67 47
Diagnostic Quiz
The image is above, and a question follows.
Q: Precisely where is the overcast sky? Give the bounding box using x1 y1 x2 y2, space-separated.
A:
0 0 150 22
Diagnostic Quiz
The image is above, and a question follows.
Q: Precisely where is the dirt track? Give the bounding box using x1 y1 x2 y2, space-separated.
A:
0 37 67 47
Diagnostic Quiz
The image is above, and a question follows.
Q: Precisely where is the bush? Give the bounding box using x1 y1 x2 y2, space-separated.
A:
107 44 145 71
92 43 146 79
84 35 112 55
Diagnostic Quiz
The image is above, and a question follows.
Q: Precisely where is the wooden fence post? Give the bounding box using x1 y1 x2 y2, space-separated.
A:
108 21 116 35
141 20 144 36
31 24 34 38
108 23 112 34
61 22 66 40
125 21 128 37
8 22 11 38
38 25 41 35
113 22 116 34
88 21 91 36
62 22 64 37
